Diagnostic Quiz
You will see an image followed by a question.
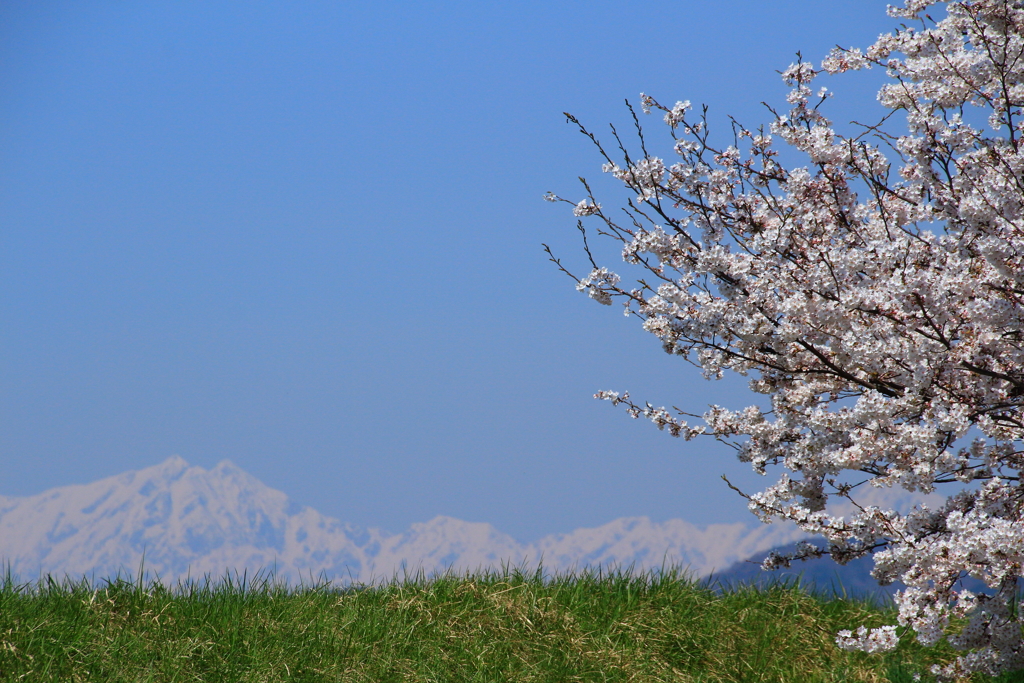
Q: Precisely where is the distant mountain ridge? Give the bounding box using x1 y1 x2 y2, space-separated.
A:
706 540 1009 604
0 457 812 586
705 541 900 603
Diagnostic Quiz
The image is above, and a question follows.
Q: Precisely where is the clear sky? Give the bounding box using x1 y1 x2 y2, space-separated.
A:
2 1 898 542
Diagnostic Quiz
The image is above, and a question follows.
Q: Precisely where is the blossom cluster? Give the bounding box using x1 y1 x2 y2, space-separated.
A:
548 1 1024 679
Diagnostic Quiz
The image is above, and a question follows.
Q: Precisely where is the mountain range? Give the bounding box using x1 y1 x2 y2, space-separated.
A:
0 456 816 587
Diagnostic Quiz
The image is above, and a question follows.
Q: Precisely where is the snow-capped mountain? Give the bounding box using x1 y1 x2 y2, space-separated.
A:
0 456 814 586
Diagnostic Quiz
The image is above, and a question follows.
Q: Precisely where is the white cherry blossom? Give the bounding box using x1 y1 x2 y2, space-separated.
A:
547 1 1024 678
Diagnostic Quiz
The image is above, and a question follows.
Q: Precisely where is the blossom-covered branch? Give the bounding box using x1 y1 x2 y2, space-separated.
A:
547 1 1024 678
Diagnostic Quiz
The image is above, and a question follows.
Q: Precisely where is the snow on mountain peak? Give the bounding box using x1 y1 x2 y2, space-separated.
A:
0 458 810 586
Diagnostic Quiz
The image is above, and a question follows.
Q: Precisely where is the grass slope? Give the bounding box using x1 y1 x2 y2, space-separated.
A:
1 566 1022 682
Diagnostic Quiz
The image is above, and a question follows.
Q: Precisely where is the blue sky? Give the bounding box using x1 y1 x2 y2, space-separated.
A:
2 1 897 542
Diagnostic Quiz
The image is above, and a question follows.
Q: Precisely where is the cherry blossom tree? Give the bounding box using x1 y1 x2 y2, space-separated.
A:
545 1 1024 678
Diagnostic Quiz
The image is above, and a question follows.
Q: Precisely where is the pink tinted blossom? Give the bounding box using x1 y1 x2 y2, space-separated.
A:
548 1 1024 678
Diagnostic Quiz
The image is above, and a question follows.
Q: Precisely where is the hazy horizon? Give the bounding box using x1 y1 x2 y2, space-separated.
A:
3 1 898 542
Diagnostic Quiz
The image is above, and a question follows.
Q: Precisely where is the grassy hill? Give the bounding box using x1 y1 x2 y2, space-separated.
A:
2 566 1023 682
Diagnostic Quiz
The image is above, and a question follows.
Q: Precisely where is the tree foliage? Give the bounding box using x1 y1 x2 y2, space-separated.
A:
546 1 1024 678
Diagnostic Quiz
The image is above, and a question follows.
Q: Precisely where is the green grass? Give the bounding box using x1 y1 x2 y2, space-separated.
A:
0 565 1022 682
